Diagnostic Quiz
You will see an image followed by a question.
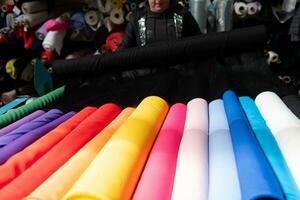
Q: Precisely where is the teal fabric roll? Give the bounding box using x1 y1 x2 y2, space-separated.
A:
0 98 28 115
240 96 300 200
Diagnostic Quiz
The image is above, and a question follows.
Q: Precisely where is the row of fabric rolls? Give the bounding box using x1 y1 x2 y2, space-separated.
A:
0 90 299 200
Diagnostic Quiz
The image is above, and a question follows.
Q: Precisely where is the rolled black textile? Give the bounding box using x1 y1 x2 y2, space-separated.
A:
0 43 27 60
51 25 268 79
282 95 300 118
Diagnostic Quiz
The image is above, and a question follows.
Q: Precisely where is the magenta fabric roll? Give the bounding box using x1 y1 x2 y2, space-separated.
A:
0 110 45 137
133 103 187 200
44 19 70 32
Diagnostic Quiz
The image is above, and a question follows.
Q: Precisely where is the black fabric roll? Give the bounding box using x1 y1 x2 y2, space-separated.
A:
282 95 300 118
51 25 268 79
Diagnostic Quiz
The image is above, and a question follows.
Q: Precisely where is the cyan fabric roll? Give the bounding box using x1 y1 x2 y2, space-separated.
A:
132 103 186 200
0 110 45 137
0 112 75 165
223 90 284 200
171 98 209 200
0 97 28 115
255 91 300 190
0 109 63 148
208 99 241 200
240 96 300 200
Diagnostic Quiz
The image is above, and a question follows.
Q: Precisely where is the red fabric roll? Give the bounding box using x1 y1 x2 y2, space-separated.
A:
0 107 97 189
0 104 121 200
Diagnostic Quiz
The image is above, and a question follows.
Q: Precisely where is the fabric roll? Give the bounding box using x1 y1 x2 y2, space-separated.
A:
26 108 133 200
0 104 121 199
282 95 300 119
0 110 45 137
240 96 300 200
63 96 169 200
44 18 70 32
234 2 247 18
1 89 17 105
171 98 208 200
189 0 210 33
0 97 28 115
96 0 112 14
0 109 63 148
0 112 74 165
255 92 300 133
208 99 241 200
255 91 300 189
132 103 186 200
109 8 124 25
0 107 96 189
84 10 103 31
247 1 261 16
0 86 64 128
282 0 298 12
35 23 47 40
216 0 233 32
23 11 50 27
51 25 267 80
223 91 284 200
21 0 48 14
42 29 67 55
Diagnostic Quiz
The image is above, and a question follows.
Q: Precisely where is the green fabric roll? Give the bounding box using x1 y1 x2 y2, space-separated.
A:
0 87 65 128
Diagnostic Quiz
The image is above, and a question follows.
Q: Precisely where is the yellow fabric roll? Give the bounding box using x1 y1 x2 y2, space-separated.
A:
63 96 169 200
25 108 134 200
5 59 17 80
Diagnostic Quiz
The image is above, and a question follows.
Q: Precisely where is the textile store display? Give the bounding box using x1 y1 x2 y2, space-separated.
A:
0 111 74 165
240 96 300 200
0 86 64 128
223 90 284 200
282 95 300 118
0 110 45 137
255 91 300 189
63 96 168 200
171 98 208 200
0 104 121 199
26 108 133 200
0 107 96 189
0 109 63 148
132 103 186 200
208 99 241 200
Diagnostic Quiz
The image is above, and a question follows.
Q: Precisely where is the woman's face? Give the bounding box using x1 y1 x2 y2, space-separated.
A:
148 0 170 13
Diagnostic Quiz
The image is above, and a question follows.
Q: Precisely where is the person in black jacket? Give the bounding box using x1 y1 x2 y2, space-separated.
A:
119 0 200 49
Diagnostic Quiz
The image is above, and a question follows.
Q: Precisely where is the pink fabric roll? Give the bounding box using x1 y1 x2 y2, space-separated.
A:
44 19 70 32
133 103 187 200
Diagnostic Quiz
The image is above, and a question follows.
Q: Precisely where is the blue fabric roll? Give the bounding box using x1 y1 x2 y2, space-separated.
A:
0 109 63 148
0 112 75 165
240 96 300 200
208 99 241 200
0 97 28 115
223 90 284 200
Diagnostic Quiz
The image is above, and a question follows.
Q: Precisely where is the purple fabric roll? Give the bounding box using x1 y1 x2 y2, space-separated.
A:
0 110 45 137
0 112 75 165
0 109 64 148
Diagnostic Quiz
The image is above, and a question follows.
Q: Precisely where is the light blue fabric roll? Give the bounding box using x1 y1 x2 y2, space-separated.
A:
208 99 241 200
240 96 300 200
0 97 28 115
223 90 284 200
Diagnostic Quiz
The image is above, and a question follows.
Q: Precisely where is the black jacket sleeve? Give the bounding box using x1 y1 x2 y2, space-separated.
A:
118 14 138 50
182 11 201 37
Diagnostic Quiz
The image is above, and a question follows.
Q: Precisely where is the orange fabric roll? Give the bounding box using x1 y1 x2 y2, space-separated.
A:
25 108 134 200
0 104 121 200
0 107 97 189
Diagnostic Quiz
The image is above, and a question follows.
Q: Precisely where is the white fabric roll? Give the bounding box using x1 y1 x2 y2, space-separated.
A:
104 17 113 32
42 29 67 55
255 91 300 189
110 8 124 25
171 98 209 200
234 2 247 18
96 0 112 14
21 0 48 14
255 91 300 134
23 11 50 27
282 0 298 12
208 99 241 200
84 10 103 31
247 1 261 15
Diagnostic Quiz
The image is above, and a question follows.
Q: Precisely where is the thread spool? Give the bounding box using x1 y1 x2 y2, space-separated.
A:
247 1 261 15
234 2 247 18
